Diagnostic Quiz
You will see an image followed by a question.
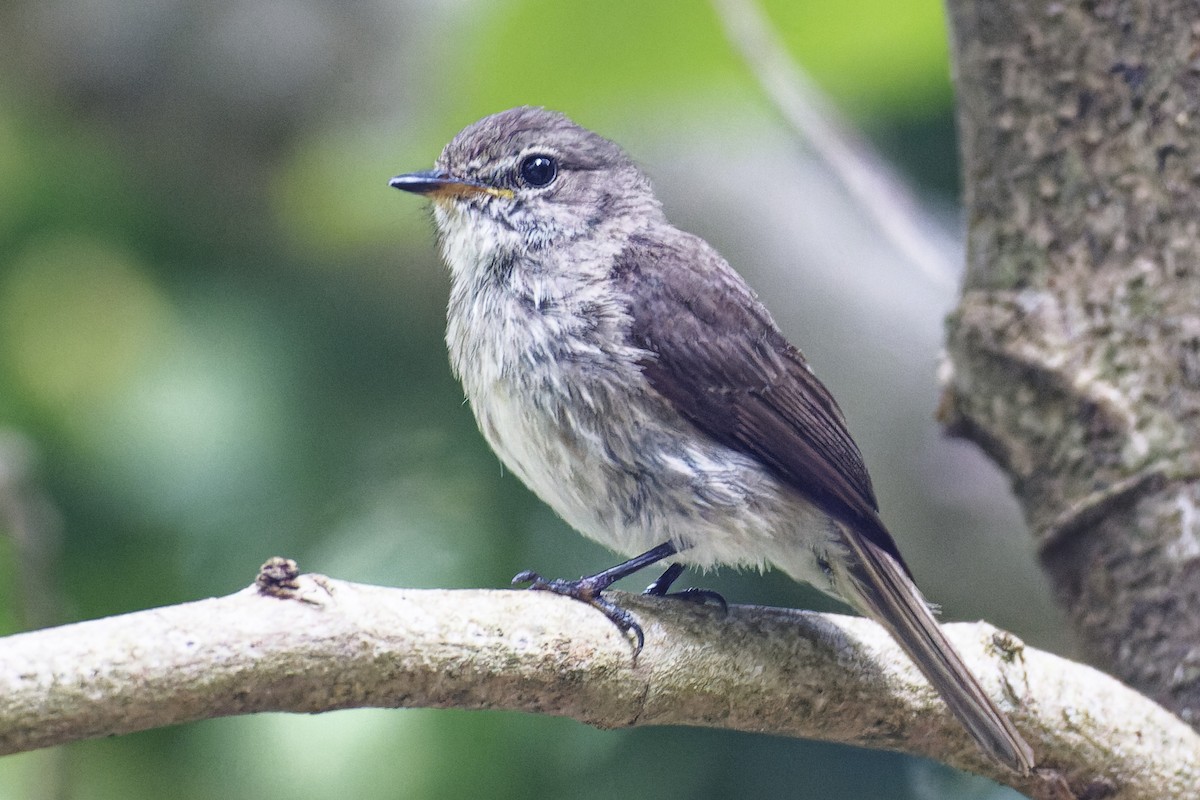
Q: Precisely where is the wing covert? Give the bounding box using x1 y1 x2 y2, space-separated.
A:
612 229 907 570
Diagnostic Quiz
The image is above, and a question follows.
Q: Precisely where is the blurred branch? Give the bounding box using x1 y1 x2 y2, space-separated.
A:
0 566 1195 800
711 0 956 291
0 433 68 800
0 431 65 632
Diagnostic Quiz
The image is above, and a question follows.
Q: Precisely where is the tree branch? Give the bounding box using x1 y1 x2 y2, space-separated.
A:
1 567 1195 799
943 0 1200 724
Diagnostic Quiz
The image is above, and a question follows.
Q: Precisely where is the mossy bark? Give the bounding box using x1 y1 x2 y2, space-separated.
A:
943 0 1200 726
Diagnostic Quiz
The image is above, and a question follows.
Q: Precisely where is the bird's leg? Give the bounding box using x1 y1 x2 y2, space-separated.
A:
642 563 728 613
513 541 680 654
642 562 685 595
514 541 729 654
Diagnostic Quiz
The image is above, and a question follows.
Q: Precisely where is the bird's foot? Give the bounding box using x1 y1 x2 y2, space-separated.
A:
512 570 646 655
641 563 728 613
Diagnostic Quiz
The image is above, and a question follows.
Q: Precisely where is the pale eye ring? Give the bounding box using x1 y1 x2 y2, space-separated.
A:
518 154 557 187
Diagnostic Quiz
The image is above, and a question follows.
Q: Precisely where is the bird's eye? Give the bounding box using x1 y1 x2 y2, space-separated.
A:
518 155 557 187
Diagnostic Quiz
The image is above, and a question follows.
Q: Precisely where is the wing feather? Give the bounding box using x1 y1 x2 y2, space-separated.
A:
612 230 1035 773
613 229 907 571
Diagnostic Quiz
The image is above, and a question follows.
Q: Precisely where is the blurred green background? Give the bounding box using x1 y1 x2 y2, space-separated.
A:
0 0 1063 798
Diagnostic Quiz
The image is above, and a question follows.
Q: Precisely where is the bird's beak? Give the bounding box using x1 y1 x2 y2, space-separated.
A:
389 170 513 200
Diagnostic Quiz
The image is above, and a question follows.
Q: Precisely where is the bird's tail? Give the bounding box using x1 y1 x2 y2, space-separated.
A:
834 520 1036 775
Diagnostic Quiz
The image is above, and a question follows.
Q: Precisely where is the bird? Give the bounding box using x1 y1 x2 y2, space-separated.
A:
389 105 1035 775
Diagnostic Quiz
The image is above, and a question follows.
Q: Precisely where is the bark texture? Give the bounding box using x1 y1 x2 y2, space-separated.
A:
2 574 1198 799
943 0 1200 726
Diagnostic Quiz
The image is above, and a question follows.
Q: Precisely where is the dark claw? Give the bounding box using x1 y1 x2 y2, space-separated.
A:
666 587 729 614
587 594 645 655
512 570 646 656
511 570 545 587
642 563 728 614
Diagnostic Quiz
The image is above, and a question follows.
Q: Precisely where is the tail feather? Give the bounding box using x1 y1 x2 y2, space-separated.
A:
835 520 1036 775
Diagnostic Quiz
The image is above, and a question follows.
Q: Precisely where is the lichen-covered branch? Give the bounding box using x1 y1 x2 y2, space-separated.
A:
943 1 1200 725
0 571 1195 799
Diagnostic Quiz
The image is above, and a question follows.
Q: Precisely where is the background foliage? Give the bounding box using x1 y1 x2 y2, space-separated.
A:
0 1 1061 797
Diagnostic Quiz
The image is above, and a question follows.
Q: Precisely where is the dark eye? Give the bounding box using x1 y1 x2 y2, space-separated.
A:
519 155 557 187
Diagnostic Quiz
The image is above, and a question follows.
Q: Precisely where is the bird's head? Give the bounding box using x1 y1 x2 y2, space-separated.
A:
391 107 661 273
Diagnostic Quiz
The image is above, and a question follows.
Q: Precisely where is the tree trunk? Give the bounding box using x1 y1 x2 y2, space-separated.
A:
942 0 1200 727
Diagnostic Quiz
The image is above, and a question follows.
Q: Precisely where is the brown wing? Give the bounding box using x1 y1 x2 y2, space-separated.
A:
613 229 909 572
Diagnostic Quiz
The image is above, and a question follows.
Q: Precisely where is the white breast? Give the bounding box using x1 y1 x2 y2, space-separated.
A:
437 210 841 590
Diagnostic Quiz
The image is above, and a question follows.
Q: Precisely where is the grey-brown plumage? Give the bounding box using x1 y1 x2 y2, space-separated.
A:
390 106 1035 774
